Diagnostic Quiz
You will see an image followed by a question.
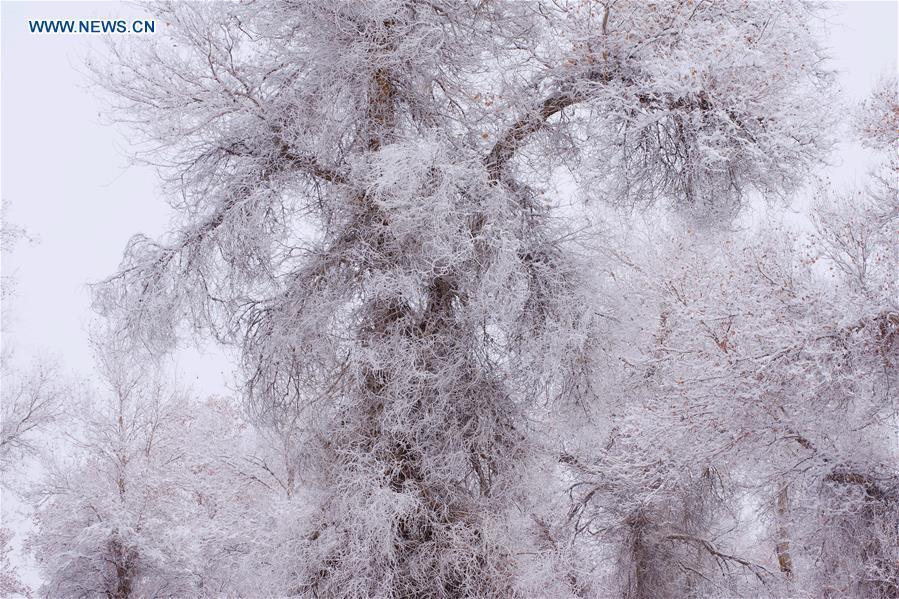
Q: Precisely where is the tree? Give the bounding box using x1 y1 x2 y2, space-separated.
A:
30 347 208 598
0 528 30 599
0 201 63 470
855 73 899 153
27 333 302 599
0 363 63 474
91 1 833 595
796 77 898 598
174 394 310 598
1 202 63 599
559 71 898 596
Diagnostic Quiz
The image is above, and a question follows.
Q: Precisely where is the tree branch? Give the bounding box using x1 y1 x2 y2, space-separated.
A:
485 84 587 183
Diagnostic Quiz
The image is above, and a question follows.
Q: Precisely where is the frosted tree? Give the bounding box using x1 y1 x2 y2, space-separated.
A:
27 334 291 598
0 202 63 471
175 395 308 598
562 228 788 597
0 363 63 473
796 76 898 598
92 1 833 595
1 202 63 599
565 204 895 597
0 528 30 599
0 200 28 310
563 71 897 593
30 346 212 598
855 73 899 153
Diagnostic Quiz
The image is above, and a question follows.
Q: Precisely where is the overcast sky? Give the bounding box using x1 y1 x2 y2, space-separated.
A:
1 0 897 395
2 2 235 397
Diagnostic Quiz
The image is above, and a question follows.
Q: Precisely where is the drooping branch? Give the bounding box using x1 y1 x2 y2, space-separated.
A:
100 139 346 296
663 534 774 583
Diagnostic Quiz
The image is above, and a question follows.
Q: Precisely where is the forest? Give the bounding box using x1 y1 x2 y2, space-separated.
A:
1 1 897 598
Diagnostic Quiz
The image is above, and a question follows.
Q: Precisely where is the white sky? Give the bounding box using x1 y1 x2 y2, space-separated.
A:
0 0 897 588
817 0 898 184
1 2 235 397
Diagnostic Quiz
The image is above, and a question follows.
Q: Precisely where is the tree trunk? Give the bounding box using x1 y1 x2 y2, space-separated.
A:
775 485 794 580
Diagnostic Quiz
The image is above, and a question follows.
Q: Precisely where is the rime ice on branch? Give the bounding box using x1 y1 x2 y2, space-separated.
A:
91 1 835 596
